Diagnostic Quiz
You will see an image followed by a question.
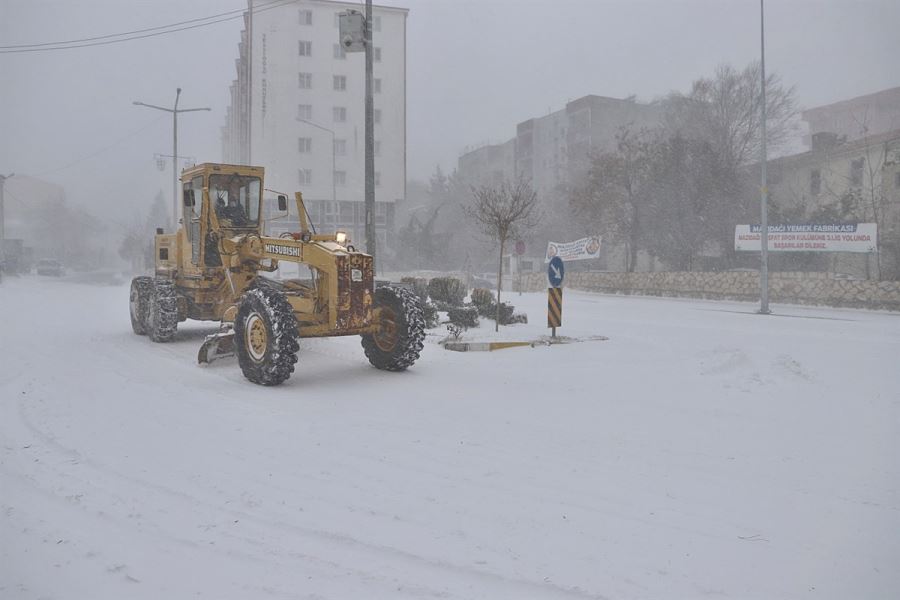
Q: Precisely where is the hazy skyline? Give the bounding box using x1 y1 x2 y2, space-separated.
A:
2 0 898 221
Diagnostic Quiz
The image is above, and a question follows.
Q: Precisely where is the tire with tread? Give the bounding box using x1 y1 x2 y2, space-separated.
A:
146 278 179 342
362 285 425 371
129 276 153 335
234 283 299 386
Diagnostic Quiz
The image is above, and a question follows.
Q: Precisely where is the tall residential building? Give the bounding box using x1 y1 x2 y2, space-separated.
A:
222 0 408 251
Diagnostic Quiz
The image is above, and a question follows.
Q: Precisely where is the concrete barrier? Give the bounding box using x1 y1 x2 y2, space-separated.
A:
519 271 900 311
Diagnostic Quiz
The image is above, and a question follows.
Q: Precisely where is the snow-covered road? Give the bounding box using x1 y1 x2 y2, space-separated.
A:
1 278 898 599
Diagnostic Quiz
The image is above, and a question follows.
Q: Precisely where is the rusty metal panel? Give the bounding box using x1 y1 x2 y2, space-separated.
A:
335 253 374 331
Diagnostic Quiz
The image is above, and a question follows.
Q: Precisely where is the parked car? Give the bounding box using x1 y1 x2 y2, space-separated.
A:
36 259 65 277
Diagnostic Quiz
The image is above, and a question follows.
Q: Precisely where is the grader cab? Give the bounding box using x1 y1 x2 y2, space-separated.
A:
129 163 425 386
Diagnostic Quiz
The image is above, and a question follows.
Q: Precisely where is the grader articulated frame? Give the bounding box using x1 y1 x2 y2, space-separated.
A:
129 163 424 386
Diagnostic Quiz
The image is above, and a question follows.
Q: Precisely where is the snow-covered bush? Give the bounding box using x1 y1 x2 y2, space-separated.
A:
447 306 479 329
400 277 429 305
428 277 466 306
422 300 440 329
470 287 493 308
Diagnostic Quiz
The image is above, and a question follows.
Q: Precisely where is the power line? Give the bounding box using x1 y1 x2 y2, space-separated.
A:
32 115 168 177
0 0 298 54
1 4 247 49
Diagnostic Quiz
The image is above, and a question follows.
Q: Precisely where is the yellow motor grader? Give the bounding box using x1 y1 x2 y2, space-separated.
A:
129 162 425 385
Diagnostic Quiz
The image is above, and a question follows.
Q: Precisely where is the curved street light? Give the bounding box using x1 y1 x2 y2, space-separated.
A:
133 88 210 230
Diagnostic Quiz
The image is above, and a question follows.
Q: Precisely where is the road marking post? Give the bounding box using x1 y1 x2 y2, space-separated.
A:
548 287 562 337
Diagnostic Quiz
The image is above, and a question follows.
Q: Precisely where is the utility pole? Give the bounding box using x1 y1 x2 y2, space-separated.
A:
364 0 376 262
338 5 374 258
134 89 211 231
758 0 771 314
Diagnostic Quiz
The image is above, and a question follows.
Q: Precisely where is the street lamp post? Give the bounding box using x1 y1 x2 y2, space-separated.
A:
297 117 337 208
133 88 210 230
0 172 14 246
758 0 771 315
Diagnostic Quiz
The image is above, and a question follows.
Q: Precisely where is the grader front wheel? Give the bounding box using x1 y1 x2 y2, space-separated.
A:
146 278 178 342
234 285 299 386
361 286 426 371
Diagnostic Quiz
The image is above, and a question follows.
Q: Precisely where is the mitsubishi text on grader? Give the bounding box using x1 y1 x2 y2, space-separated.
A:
129 163 425 385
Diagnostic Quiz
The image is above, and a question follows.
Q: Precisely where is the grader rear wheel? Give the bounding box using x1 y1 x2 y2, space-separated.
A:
234 285 299 386
129 276 153 335
361 285 425 371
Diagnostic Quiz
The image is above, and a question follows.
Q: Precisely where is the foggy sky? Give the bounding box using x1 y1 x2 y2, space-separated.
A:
1 0 898 223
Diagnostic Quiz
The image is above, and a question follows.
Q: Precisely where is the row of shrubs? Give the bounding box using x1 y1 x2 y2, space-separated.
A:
401 276 527 329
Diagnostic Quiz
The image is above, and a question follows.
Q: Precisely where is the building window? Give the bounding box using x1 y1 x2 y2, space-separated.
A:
333 43 346 60
375 171 381 187
298 72 312 89
298 40 312 56
810 169 821 195
298 137 312 153
374 109 382 124
339 201 354 224
374 140 381 156
374 47 382 62
334 171 347 186
324 201 338 223
299 9 312 25
374 78 382 94
333 75 347 91
374 201 387 225
298 104 312 120
298 169 312 185
333 106 347 122
373 16 381 31
850 158 864 187
334 139 347 156
895 172 900 189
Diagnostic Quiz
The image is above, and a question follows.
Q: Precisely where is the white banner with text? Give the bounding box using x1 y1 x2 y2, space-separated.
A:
545 236 602 262
735 223 877 253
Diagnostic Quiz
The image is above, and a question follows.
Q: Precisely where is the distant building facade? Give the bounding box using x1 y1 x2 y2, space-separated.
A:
222 0 408 253
457 94 662 272
767 128 900 278
802 87 900 148
457 139 516 189
458 95 661 195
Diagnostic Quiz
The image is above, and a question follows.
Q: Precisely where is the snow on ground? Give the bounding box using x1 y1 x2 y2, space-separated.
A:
1 276 898 599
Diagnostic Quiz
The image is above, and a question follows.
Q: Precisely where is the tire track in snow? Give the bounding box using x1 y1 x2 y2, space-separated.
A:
9 394 610 600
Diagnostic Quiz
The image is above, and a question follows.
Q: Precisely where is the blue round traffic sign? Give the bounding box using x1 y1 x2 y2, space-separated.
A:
548 256 564 287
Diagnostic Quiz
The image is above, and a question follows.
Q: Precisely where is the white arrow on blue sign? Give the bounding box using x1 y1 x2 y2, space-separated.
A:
548 256 564 287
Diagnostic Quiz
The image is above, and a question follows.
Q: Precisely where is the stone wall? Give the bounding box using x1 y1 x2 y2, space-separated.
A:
520 271 900 311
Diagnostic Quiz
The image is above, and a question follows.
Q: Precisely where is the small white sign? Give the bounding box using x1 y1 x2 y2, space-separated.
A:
545 236 602 262
735 223 877 253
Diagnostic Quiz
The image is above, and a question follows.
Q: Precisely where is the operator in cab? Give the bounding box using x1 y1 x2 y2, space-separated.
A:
212 177 249 227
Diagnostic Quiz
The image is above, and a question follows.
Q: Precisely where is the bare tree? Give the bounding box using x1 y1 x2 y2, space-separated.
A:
466 177 540 331
666 62 798 172
570 127 654 271
852 120 899 279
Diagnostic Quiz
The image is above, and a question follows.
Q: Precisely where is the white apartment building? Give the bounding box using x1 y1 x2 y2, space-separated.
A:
222 0 408 251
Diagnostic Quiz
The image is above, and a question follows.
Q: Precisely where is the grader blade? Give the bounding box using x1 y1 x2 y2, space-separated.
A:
198 328 235 364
